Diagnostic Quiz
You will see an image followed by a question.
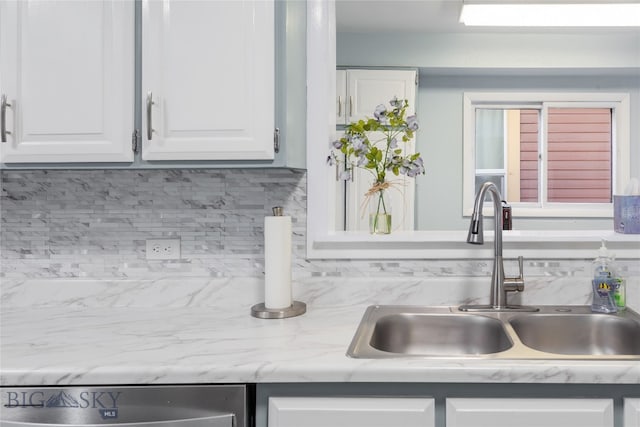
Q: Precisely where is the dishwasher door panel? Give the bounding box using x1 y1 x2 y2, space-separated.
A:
1 414 234 427
0 386 246 427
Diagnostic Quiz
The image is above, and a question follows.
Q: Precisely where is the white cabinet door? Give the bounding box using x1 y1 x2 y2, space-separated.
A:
625 398 640 427
0 0 134 163
446 398 614 427
142 0 274 161
269 397 435 427
346 69 417 124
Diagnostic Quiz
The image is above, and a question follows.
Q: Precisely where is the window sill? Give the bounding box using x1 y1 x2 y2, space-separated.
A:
307 230 640 259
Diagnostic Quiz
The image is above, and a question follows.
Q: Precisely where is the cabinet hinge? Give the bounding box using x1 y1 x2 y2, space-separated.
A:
132 129 140 153
274 128 280 153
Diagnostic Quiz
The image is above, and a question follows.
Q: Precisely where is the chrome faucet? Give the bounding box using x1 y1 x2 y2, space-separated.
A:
460 182 538 312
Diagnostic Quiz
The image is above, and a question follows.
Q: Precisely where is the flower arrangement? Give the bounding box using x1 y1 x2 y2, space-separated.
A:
328 97 425 233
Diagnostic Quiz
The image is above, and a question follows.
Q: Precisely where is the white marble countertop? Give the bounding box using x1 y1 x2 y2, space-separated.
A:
1 277 639 386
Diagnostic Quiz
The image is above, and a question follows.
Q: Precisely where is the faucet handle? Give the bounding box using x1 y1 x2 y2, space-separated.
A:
504 256 525 292
516 255 524 279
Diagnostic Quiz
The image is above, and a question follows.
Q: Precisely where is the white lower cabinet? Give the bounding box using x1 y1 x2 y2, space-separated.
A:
625 398 640 427
268 397 435 427
446 398 614 427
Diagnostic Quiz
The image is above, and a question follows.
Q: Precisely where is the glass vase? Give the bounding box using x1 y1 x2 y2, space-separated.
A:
369 188 392 234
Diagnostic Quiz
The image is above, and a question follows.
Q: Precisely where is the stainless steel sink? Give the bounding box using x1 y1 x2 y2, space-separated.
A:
370 313 512 356
347 305 640 360
510 314 640 356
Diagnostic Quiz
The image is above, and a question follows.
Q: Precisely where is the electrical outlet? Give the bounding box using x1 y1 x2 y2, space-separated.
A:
146 238 181 260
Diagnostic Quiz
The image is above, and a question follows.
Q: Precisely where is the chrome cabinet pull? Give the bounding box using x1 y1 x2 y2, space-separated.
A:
273 128 280 153
337 95 342 117
1 94 11 143
349 96 353 118
146 91 154 141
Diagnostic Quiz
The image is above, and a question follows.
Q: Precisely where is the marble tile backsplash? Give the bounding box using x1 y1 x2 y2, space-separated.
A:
1 169 637 284
1 169 304 279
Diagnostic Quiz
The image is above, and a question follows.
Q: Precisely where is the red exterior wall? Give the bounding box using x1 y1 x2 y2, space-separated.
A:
519 108 612 203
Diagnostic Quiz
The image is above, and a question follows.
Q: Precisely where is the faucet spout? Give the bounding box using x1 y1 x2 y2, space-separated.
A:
460 182 538 312
467 182 505 307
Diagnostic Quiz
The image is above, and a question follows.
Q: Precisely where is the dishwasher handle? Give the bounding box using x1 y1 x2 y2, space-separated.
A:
1 413 235 427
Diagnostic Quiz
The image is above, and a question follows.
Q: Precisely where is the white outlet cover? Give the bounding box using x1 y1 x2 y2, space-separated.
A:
146 238 181 260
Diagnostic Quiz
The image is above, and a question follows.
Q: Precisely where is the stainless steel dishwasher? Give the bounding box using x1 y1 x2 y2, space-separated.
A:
0 385 250 427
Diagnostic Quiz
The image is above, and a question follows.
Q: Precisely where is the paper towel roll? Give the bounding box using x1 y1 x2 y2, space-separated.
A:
264 215 292 309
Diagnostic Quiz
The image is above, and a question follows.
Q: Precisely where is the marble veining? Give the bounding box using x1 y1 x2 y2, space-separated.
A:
2 275 616 310
3 303 639 386
2 276 639 386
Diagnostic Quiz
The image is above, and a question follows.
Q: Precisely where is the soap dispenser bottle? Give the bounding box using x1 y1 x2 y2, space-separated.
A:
591 240 618 313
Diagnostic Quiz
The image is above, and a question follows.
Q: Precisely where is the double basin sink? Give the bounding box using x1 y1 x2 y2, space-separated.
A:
347 305 640 359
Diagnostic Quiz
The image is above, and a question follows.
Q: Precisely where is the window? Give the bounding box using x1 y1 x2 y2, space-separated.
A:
463 93 630 218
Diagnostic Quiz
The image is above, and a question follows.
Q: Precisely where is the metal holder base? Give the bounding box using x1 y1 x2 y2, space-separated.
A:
251 301 306 319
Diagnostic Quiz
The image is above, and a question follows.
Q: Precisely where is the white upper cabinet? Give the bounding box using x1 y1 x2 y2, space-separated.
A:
336 69 417 125
0 0 135 163
142 0 274 161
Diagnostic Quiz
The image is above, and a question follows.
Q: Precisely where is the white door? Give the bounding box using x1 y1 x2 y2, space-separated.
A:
346 69 417 123
0 0 134 163
625 398 640 427
141 0 274 161
446 398 614 427
269 397 435 427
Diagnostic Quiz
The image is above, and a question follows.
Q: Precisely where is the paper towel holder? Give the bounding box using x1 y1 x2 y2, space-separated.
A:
251 300 307 319
251 206 307 319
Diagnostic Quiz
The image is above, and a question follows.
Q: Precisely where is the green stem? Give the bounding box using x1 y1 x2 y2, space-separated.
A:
377 189 387 215
371 188 390 234
379 130 395 181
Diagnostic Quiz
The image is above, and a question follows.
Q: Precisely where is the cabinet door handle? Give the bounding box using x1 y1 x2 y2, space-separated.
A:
349 96 353 118
337 95 342 117
1 94 12 143
146 91 154 141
